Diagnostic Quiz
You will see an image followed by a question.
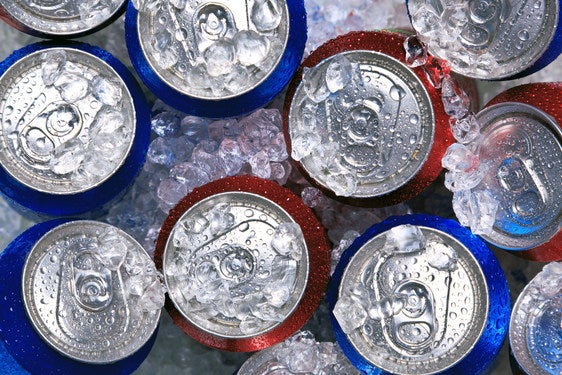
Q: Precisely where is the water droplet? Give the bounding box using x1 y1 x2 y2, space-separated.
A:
409 114 419 124
518 29 530 41
239 222 250 232
389 85 406 101
409 134 417 144
50 255 58 263
245 209 254 217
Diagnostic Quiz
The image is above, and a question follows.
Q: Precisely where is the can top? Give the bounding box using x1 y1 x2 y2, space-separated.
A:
332 223 489 374
0 0 126 37
0 47 136 195
134 0 289 100
163 190 309 339
408 0 560 79
510 262 562 375
473 102 562 250
21 221 162 364
287 49 435 199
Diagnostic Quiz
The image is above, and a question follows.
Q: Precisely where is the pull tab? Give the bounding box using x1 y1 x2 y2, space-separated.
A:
390 281 436 353
18 101 82 166
194 4 238 53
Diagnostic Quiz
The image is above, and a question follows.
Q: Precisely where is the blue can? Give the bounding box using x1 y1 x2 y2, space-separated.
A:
329 214 510 375
125 0 307 118
0 219 162 374
0 42 150 218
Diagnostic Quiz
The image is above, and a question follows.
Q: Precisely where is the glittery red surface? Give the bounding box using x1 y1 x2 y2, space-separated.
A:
282 30 453 207
154 175 331 352
486 82 562 262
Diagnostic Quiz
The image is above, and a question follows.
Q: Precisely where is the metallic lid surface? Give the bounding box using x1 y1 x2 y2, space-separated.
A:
0 47 136 195
0 0 127 38
163 190 309 339
288 49 434 199
135 0 289 100
21 220 161 364
510 262 562 375
155 175 330 352
474 103 562 251
329 215 510 375
283 31 452 207
407 0 561 79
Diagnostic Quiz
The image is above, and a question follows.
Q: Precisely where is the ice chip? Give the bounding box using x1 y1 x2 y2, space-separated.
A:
218 139 246 175
441 76 471 119
263 257 297 307
40 50 66 86
271 222 304 260
450 115 480 144
302 66 330 103
426 241 458 271
325 56 353 93
147 137 175 166
239 315 264 335
54 71 90 103
291 132 321 161
251 0 283 32
384 224 426 253
330 230 360 274
249 150 272 179
157 178 188 207
329 173 358 197
234 30 271 66
98 229 129 270
91 75 123 106
403 35 428 68
442 143 479 172
204 40 237 77
452 189 499 235
78 0 111 26
90 107 125 135
208 203 235 235
333 295 367 334
50 140 86 175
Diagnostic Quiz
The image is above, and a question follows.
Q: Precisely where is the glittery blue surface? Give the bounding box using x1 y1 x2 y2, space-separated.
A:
329 214 511 375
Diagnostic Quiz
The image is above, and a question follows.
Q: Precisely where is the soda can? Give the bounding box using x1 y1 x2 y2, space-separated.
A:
0 220 163 374
329 214 510 375
406 0 562 79
0 42 150 218
451 83 561 261
283 30 453 207
154 175 330 352
0 0 127 39
510 262 561 375
125 0 307 118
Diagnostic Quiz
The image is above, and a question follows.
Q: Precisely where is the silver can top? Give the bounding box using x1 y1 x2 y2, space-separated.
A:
0 47 136 195
408 0 559 79
0 0 126 37
288 50 435 198
135 0 289 100
333 224 489 375
510 262 562 375
473 103 562 250
163 191 309 339
22 221 163 364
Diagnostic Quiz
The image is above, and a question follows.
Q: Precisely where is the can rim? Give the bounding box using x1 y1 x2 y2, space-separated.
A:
282 30 453 207
154 175 331 352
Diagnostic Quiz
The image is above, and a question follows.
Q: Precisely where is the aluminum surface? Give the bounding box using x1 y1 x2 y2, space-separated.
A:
0 0 126 36
289 50 435 198
0 47 136 195
509 262 562 375
136 0 289 99
408 0 559 79
337 226 489 374
163 191 309 339
474 103 562 250
21 221 161 364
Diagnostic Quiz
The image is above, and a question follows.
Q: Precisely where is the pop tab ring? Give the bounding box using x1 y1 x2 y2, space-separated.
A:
125 0 307 118
0 41 150 218
484 82 562 261
406 0 562 80
0 219 158 375
283 30 453 207
329 214 510 375
154 175 330 352
0 0 127 39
